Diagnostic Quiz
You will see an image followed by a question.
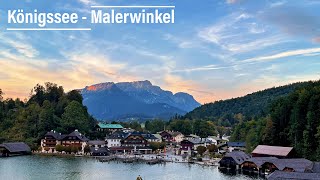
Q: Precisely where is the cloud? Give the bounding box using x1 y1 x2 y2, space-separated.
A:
270 0 287 7
226 0 239 4
172 64 228 73
0 32 39 58
241 47 320 63
78 0 96 5
198 12 287 54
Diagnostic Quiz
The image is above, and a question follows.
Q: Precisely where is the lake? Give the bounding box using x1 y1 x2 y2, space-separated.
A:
0 155 261 180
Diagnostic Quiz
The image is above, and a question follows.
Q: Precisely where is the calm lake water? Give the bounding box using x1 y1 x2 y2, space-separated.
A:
0 155 261 180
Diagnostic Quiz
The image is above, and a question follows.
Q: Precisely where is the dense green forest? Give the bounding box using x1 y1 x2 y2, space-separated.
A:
0 83 96 148
184 82 309 126
230 80 320 160
144 119 218 138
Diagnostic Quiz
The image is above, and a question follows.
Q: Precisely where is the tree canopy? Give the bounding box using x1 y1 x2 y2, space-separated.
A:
0 83 96 145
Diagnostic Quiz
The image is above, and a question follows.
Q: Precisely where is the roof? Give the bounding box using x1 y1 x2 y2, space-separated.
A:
227 142 246 147
242 157 278 167
169 132 183 137
190 138 212 144
266 159 313 172
90 147 108 153
142 133 158 140
153 134 162 140
62 130 89 142
97 123 123 129
185 134 200 139
208 136 222 141
312 162 320 173
88 140 106 146
267 171 320 180
45 130 65 140
252 145 293 157
221 151 251 165
107 131 128 139
0 142 31 153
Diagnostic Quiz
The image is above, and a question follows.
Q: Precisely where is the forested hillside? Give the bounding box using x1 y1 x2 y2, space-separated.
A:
0 83 96 148
230 80 320 160
184 82 310 126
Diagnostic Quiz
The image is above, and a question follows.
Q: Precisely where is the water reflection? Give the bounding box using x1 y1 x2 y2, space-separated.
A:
0 156 263 180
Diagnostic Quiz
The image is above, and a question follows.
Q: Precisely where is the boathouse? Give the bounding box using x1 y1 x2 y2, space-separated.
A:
219 151 251 169
261 158 313 173
252 145 294 158
0 142 31 157
267 170 320 180
241 157 278 174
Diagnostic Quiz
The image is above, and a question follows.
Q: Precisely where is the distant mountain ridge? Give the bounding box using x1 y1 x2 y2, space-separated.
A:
81 80 201 120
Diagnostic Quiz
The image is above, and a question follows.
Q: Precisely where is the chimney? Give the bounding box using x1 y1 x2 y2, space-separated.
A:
75 129 78 132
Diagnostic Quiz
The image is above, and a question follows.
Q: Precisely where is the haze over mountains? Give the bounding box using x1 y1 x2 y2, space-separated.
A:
81 80 201 120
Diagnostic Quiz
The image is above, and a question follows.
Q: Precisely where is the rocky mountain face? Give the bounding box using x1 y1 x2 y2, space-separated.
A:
81 80 201 120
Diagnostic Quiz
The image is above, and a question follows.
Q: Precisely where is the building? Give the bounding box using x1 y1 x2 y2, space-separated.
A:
0 142 31 157
267 170 320 180
219 151 251 169
41 130 89 153
159 131 173 142
169 132 184 143
180 139 194 155
109 132 152 154
106 131 128 148
142 133 161 143
87 140 108 156
60 130 89 153
121 132 152 154
152 134 162 142
241 157 278 174
207 136 222 145
252 145 294 158
184 134 200 141
261 158 313 173
227 142 246 152
96 123 124 134
41 130 65 153
190 138 213 149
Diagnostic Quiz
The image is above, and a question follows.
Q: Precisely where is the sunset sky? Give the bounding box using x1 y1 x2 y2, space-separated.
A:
1 0 320 104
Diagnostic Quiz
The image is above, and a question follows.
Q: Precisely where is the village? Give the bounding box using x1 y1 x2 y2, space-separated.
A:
1 122 320 179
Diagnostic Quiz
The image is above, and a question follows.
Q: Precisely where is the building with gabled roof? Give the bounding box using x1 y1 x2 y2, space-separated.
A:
267 170 320 180
261 158 313 173
0 142 31 157
241 157 278 174
41 130 89 154
96 123 123 134
252 145 294 158
219 151 251 169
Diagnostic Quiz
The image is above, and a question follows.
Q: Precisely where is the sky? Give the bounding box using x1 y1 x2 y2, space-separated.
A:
0 0 320 104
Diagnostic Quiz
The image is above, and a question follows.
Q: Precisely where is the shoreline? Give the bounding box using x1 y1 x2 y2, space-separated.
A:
33 152 220 166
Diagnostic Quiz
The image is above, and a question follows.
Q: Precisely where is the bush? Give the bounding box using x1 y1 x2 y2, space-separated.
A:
55 145 64 152
196 146 207 156
207 144 218 153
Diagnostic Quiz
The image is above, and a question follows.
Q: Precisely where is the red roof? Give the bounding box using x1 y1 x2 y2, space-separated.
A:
252 145 293 157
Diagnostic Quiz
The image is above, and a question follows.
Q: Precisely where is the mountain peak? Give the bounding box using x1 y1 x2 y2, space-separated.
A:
81 80 201 120
84 82 115 91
